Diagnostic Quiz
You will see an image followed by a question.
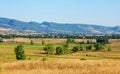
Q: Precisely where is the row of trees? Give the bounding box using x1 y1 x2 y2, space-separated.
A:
13 38 111 60
43 43 111 55
43 44 69 55
14 43 112 60
0 33 120 39
96 38 109 44
30 40 45 45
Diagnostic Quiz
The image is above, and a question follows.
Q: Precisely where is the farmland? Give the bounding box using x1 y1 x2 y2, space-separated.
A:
0 38 120 74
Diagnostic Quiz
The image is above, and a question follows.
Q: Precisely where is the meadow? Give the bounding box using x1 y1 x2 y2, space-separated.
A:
0 38 120 74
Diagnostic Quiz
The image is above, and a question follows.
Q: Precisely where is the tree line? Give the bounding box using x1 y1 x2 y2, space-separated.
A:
13 37 111 60
0 33 120 39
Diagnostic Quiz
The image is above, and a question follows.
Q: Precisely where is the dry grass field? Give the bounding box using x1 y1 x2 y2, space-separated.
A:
0 38 120 74
0 60 120 74
13 38 96 44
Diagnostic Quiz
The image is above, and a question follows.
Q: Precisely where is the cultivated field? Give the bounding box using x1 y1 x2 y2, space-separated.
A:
0 38 120 74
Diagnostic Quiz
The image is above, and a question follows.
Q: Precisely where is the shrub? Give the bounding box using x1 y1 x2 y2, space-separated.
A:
42 40 45 45
28 57 31 60
80 44 86 51
0 38 3 43
43 44 55 55
108 46 112 51
80 41 85 44
62 44 70 54
94 43 104 51
30 40 34 45
96 38 109 44
80 58 86 60
72 46 79 52
14 45 26 60
87 40 92 44
86 44 93 51
42 56 48 61
66 38 75 44
86 54 91 56
56 46 64 55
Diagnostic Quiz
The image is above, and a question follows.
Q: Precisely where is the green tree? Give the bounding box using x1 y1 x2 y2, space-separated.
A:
56 46 64 55
66 38 75 44
30 40 34 45
86 44 93 51
43 44 55 55
14 45 26 60
62 44 70 54
42 40 45 45
87 40 92 44
0 38 3 42
80 44 86 51
72 46 80 52
80 41 85 44
94 43 103 51
96 38 109 44
71 39 75 43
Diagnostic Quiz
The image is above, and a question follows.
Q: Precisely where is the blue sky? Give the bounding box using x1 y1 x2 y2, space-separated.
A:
0 0 119 26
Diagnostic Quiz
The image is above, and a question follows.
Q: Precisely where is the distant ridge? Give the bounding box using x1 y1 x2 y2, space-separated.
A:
0 17 119 34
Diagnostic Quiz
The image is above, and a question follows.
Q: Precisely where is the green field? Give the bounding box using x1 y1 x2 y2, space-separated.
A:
0 39 120 63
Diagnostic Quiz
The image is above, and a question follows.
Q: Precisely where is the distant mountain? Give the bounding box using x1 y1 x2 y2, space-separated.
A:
0 17 119 34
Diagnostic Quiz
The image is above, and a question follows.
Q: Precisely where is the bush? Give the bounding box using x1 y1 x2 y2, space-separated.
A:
80 44 86 51
86 44 93 51
96 38 109 44
72 46 79 52
94 43 104 51
80 41 85 44
62 44 70 54
87 40 92 44
66 38 75 44
42 40 45 45
43 44 55 55
42 56 48 61
86 54 91 56
56 46 64 55
80 58 86 60
30 40 34 45
108 46 112 51
0 38 3 43
14 45 26 60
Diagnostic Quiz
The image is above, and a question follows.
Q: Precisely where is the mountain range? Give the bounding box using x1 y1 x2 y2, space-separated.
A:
0 17 120 34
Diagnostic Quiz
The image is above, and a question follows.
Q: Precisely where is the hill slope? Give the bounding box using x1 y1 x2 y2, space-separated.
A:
0 17 119 34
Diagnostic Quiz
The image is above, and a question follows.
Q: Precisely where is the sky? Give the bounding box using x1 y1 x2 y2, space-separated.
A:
0 0 119 26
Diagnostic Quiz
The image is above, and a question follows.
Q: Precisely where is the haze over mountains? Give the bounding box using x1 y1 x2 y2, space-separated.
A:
0 17 120 34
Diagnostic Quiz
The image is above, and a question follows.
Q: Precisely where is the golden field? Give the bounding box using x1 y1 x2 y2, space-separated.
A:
13 38 96 44
0 38 120 74
0 60 120 74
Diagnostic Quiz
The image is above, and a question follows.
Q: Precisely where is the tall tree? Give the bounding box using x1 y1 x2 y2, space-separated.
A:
14 45 26 60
